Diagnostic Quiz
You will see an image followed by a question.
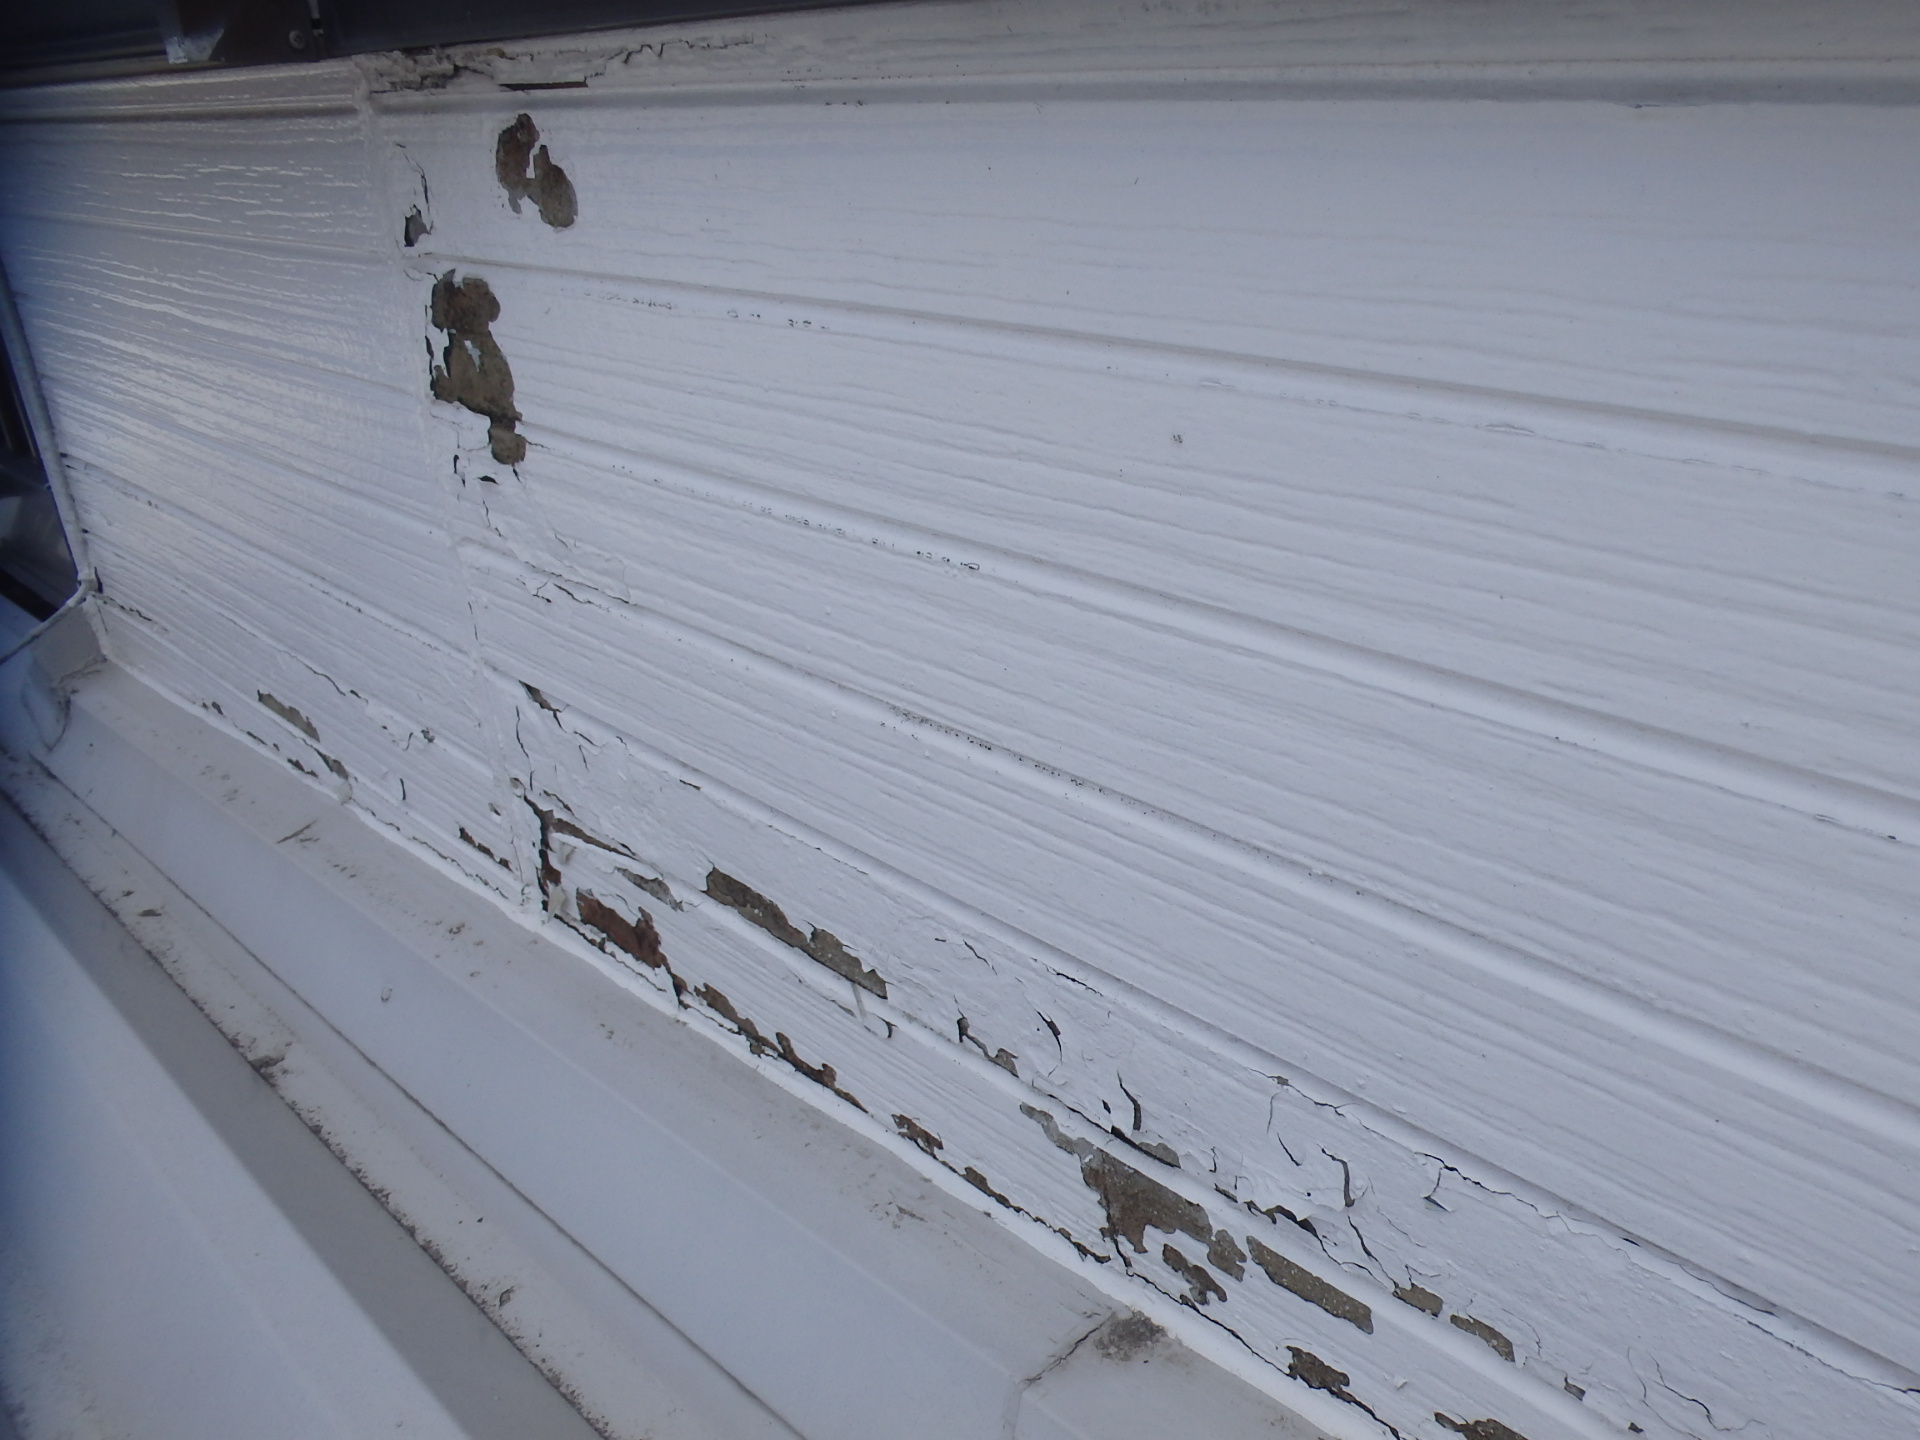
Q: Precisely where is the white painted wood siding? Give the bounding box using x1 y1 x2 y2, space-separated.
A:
3 4 1917 1437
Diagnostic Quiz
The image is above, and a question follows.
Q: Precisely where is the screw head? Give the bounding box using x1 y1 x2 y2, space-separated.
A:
288 28 309 49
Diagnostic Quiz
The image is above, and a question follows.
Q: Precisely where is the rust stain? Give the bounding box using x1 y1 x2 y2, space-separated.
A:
495 112 577 228
1247 1235 1374 1333
704 869 887 998
429 272 525 465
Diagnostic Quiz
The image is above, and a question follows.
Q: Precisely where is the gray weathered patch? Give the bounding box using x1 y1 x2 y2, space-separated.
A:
1093 1312 1165 1361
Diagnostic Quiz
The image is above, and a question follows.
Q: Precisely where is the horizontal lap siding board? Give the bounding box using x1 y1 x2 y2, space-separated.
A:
4 3 1919 1438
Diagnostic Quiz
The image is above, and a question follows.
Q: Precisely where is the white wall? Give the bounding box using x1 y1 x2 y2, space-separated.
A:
3 4 1918 1437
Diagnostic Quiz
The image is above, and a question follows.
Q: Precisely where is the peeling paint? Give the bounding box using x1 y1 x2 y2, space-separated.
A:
257 691 319 740
574 891 665 971
693 982 864 1110
544 811 634 859
1114 1130 1178 1167
1285 1346 1351 1398
1022 1103 1210 1255
1450 1313 1515 1362
428 272 525 465
703 869 887 997
1286 1348 1399 1435
892 1113 944 1157
1160 1243 1227 1306
1247 1235 1373 1333
1394 1282 1444 1317
615 867 681 909
1436 1415 1531 1440
39 40 1920 1440
1205 1227 1247 1281
957 1014 1018 1074
494 113 577 229
1284 1348 1360 1406
961 1165 1014 1208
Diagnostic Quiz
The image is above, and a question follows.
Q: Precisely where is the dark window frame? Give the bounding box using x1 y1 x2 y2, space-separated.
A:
2 0 901 86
